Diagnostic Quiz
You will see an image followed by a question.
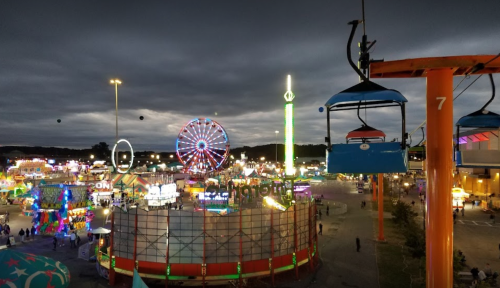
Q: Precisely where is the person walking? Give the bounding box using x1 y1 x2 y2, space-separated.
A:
472 201 475 209
31 226 36 241
25 228 30 241
52 236 57 251
318 222 323 235
490 214 496 224
70 231 76 248
76 233 81 247
453 212 457 224
356 237 361 252
5 211 9 223
461 208 465 217
18 228 25 243
326 205 329 216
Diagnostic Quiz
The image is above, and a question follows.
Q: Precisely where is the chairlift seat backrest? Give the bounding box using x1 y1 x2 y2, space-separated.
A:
346 125 386 143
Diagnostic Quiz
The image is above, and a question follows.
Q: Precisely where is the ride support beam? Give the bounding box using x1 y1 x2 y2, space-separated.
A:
109 210 116 286
372 175 377 201
377 173 384 241
426 69 454 288
270 207 275 286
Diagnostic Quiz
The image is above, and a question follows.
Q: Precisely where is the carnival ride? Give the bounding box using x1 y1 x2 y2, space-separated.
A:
176 118 230 173
324 20 408 174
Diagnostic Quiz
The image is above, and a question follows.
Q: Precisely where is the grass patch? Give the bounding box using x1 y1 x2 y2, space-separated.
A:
374 207 425 288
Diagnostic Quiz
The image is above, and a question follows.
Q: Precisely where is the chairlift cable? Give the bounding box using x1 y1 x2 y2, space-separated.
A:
409 53 499 137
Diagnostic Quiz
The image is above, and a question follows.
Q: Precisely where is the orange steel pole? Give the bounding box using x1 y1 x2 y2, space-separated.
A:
109 210 115 286
165 212 170 288
372 175 377 201
270 207 275 286
426 69 454 288
377 173 384 241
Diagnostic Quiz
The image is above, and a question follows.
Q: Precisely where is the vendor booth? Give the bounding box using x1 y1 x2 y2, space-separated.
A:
32 184 94 235
452 187 470 208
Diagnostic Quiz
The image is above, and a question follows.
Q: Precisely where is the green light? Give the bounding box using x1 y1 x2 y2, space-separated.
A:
292 252 297 266
284 75 295 176
285 102 294 176
167 264 171 276
237 262 241 275
111 256 116 268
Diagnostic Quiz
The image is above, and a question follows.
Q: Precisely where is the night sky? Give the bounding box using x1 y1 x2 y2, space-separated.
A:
1 1 500 152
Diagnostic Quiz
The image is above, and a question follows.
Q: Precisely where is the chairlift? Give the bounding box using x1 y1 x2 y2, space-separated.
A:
324 20 408 174
455 74 500 168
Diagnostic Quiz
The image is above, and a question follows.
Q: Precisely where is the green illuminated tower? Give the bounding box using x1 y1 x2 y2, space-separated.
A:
284 75 295 176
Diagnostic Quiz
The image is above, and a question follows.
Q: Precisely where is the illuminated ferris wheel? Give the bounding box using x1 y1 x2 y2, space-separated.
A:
176 118 230 173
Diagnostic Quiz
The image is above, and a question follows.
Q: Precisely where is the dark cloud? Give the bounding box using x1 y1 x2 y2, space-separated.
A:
1 0 500 152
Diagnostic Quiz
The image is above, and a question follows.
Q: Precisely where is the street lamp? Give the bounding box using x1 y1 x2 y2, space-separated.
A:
275 130 279 164
90 154 94 160
103 208 110 226
110 79 122 169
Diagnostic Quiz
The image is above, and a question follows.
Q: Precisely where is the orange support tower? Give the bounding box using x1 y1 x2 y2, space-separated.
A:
371 55 500 288
371 175 377 201
377 173 384 241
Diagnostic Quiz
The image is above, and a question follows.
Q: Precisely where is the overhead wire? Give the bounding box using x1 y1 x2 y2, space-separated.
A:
408 53 500 137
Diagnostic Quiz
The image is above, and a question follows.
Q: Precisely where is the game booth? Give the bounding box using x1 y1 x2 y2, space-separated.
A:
31 184 94 237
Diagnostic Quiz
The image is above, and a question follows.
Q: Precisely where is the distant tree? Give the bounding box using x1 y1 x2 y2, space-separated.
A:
91 142 110 160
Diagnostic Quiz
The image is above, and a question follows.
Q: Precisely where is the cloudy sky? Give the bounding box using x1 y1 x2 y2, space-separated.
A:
1 0 500 152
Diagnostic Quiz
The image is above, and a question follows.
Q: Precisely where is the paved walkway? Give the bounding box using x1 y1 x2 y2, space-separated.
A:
396 185 500 279
290 182 380 288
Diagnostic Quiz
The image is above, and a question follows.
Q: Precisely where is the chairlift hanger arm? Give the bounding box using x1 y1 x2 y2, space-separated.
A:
480 74 495 111
347 20 368 82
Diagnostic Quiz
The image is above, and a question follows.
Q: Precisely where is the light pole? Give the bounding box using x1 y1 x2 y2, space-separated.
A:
275 130 279 164
103 208 109 226
110 79 122 170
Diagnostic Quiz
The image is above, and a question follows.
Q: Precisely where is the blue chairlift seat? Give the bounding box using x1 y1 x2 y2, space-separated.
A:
455 110 500 168
325 81 409 174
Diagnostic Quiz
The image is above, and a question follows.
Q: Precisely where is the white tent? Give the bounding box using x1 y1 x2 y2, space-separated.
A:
92 227 111 234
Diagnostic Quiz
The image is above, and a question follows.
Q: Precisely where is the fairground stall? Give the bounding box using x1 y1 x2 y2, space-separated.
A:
7 159 53 179
31 184 94 235
143 183 179 208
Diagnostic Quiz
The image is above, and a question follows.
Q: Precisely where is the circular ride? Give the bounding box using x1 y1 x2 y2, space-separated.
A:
176 118 230 172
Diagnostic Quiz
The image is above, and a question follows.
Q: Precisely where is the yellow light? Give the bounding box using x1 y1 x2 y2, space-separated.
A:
260 157 265 161
123 155 127 159
394 175 399 179
103 208 110 215
478 180 483 183
264 196 286 211
90 155 94 159
404 182 409 187
151 155 154 158
156 155 160 159
110 79 122 84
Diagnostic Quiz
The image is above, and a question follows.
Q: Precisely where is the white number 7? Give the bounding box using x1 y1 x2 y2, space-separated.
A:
436 97 446 110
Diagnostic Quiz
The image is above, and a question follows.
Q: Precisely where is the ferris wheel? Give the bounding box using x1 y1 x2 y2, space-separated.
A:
176 118 230 173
